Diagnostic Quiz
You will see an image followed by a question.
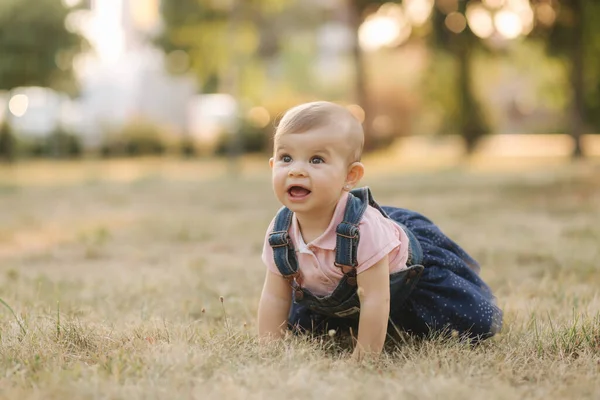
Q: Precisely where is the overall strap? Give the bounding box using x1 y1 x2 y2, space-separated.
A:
268 206 298 277
334 187 374 286
353 186 389 218
268 206 303 297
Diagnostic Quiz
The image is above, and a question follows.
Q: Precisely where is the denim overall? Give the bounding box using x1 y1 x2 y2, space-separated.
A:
268 187 503 340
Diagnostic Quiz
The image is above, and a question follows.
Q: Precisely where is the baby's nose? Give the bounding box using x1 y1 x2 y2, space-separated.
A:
288 167 307 177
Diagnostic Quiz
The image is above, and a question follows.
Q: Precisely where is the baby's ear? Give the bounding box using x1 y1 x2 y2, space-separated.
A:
269 158 274 168
346 162 364 186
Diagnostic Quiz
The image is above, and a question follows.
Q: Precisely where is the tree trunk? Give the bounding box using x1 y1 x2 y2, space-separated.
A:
570 0 585 159
455 36 487 155
0 121 15 163
222 0 244 176
347 0 374 151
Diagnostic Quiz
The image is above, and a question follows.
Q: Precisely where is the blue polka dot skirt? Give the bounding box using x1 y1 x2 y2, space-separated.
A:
383 206 503 340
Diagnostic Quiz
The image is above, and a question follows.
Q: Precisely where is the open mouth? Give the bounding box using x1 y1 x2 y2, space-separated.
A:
287 185 311 198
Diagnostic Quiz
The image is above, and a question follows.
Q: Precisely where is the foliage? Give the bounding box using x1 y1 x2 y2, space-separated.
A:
214 121 272 156
0 125 82 160
100 120 169 158
347 1 490 151
179 135 198 158
350 0 392 16
155 0 289 96
419 50 461 135
537 0 600 131
427 1 489 151
0 0 87 95
0 120 16 162
40 128 83 158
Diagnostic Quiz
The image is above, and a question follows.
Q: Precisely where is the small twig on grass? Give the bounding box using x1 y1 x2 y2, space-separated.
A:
220 296 232 336
0 297 26 336
56 301 61 339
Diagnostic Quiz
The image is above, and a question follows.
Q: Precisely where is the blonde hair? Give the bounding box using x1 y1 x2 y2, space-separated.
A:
274 101 365 161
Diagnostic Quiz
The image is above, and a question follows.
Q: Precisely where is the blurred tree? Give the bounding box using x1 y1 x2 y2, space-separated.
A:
346 0 489 153
345 0 388 151
156 0 290 172
534 0 600 158
428 1 489 153
0 0 86 94
0 120 15 163
155 0 288 95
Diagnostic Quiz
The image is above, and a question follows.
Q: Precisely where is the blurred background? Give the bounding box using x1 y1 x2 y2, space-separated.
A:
0 0 599 164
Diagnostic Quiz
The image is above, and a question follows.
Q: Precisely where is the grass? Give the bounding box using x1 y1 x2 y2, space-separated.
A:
0 156 599 399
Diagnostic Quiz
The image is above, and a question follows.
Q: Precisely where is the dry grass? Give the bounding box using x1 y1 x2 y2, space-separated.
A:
0 156 599 399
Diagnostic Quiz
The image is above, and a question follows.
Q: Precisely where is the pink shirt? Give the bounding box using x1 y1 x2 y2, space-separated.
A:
261 191 410 296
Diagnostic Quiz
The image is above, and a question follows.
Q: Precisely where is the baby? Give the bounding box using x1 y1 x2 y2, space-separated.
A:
257 101 502 360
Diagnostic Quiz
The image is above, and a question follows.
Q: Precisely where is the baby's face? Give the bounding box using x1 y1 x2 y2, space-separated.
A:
270 125 354 217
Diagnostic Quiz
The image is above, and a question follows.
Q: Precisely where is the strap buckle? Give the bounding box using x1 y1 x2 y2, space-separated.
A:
268 230 290 248
335 222 359 239
334 262 357 286
285 272 305 299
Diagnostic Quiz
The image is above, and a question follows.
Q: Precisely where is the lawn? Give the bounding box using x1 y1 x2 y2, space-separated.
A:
0 157 599 399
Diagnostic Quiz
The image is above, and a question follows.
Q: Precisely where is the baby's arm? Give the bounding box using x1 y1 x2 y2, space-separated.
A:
257 270 292 341
354 254 390 360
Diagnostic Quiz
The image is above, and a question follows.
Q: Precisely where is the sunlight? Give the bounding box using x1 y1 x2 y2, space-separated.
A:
129 0 160 32
359 15 402 51
466 4 494 39
483 0 505 9
8 94 29 117
247 107 271 128
535 3 557 26
0 97 6 123
506 0 535 35
359 4 412 51
494 9 522 39
445 11 467 34
403 0 434 26
346 104 366 123
87 0 125 65
61 0 81 7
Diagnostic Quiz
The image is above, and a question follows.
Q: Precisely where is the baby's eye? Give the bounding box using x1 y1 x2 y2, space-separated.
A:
281 155 292 162
310 156 324 164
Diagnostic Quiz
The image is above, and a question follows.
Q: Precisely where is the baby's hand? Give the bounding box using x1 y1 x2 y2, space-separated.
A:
350 343 381 363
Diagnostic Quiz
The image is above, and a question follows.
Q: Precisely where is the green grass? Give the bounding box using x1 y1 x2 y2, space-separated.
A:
0 158 599 399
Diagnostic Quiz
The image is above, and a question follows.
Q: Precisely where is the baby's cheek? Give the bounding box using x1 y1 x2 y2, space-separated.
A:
273 171 285 183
